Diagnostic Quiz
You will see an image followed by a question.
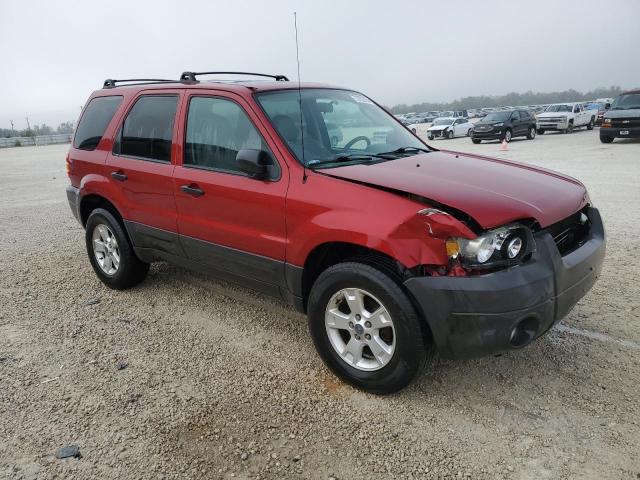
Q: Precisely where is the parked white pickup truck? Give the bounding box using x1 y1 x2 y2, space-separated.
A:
536 102 596 134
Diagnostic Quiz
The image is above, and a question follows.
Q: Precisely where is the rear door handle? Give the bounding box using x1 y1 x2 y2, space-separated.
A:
180 184 204 197
111 171 128 181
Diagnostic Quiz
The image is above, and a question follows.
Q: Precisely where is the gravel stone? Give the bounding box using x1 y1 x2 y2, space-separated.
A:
1 138 639 479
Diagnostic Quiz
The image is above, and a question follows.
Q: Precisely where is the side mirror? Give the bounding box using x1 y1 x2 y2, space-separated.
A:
236 149 272 179
605 103 611 110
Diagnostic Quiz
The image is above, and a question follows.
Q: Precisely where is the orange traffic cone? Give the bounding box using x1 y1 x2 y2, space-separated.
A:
500 139 508 151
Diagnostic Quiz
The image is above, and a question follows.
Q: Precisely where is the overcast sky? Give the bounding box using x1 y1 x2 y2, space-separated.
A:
1 0 639 129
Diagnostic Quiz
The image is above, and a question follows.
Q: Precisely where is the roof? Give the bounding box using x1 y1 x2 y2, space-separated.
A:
97 80 339 95
621 89 640 95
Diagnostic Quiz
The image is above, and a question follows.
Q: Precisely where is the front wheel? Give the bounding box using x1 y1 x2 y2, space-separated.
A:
537 128 545 135
587 118 595 130
565 123 574 134
427 134 434 140
466 128 472 137
472 138 481 144
85 208 149 290
526 126 536 140
447 129 454 139
308 262 432 394
503 129 512 142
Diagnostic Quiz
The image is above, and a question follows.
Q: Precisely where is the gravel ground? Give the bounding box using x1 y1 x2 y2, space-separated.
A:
1 129 639 480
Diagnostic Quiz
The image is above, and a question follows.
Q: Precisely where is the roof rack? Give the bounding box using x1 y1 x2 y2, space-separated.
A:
179 71 289 82
103 78 175 88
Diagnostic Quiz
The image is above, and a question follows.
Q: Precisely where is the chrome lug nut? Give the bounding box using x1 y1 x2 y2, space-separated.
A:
365 321 371 328
365 333 371 340
355 314 361 320
348 321 354 329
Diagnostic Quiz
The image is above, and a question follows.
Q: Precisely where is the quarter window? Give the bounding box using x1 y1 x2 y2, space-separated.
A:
74 96 123 150
114 95 178 162
185 97 271 174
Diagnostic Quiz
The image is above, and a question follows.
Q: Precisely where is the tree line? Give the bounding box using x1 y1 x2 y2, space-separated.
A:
389 86 629 114
0 121 75 138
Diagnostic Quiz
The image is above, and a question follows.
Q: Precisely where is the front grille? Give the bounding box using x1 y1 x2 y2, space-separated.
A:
474 125 493 132
538 117 565 123
610 117 640 128
543 209 590 256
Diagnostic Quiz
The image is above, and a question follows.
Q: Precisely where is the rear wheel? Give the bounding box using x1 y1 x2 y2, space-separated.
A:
600 135 614 144
427 133 434 140
308 262 432 394
526 126 536 140
587 118 595 130
85 208 149 290
472 138 481 144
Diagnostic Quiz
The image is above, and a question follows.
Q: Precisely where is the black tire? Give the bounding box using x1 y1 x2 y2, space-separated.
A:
85 208 149 290
587 118 595 130
466 128 472 137
600 135 614 144
427 134 434 140
566 122 574 134
537 128 545 135
308 262 433 394
503 129 512 142
472 138 481 144
447 129 454 139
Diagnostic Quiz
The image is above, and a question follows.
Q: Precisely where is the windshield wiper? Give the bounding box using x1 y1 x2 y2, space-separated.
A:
307 153 395 168
379 147 431 155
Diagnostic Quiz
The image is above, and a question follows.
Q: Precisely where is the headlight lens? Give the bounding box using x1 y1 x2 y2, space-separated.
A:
448 225 534 268
604 118 612 124
493 122 504 127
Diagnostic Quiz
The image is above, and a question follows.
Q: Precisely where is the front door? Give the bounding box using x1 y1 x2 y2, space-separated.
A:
172 92 288 290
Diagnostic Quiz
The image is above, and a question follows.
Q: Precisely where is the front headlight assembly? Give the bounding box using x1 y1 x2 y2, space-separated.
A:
446 225 535 269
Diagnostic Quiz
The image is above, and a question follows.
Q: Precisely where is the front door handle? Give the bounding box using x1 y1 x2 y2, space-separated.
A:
180 184 205 197
111 171 128 181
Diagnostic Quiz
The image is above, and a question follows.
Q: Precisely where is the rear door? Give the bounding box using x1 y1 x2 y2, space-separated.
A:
106 91 183 255
510 110 523 135
172 91 288 291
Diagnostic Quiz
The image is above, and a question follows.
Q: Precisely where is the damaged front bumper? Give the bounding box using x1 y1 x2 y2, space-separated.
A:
404 207 606 359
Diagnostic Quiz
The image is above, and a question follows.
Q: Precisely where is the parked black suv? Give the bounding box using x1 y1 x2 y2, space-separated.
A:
600 90 640 143
471 109 537 143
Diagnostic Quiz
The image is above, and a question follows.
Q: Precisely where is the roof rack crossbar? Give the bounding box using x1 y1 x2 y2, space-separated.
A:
103 78 175 88
180 71 289 82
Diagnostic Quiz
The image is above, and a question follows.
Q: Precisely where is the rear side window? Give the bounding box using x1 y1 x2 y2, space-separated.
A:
74 96 123 150
114 95 178 162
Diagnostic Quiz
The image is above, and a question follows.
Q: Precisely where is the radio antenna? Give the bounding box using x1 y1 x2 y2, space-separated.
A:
294 12 307 183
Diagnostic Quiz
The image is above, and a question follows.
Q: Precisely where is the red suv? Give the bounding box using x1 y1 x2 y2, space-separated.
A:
66 72 605 394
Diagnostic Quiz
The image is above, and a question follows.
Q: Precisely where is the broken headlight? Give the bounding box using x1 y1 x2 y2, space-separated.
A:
446 225 534 269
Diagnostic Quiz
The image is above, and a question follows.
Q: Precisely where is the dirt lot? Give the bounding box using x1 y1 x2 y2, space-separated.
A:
1 129 639 480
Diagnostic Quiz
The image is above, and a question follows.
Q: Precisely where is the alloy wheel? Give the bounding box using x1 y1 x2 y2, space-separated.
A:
324 288 396 371
92 224 120 275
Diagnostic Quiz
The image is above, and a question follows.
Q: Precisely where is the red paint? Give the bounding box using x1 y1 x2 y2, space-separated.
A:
68 81 589 272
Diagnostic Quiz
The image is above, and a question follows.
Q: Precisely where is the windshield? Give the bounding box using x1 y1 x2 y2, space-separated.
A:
546 104 573 112
433 118 453 126
256 89 427 167
483 112 511 122
611 94 640 110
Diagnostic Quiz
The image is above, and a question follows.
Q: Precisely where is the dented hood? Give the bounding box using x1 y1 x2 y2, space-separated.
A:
322 151 588 229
